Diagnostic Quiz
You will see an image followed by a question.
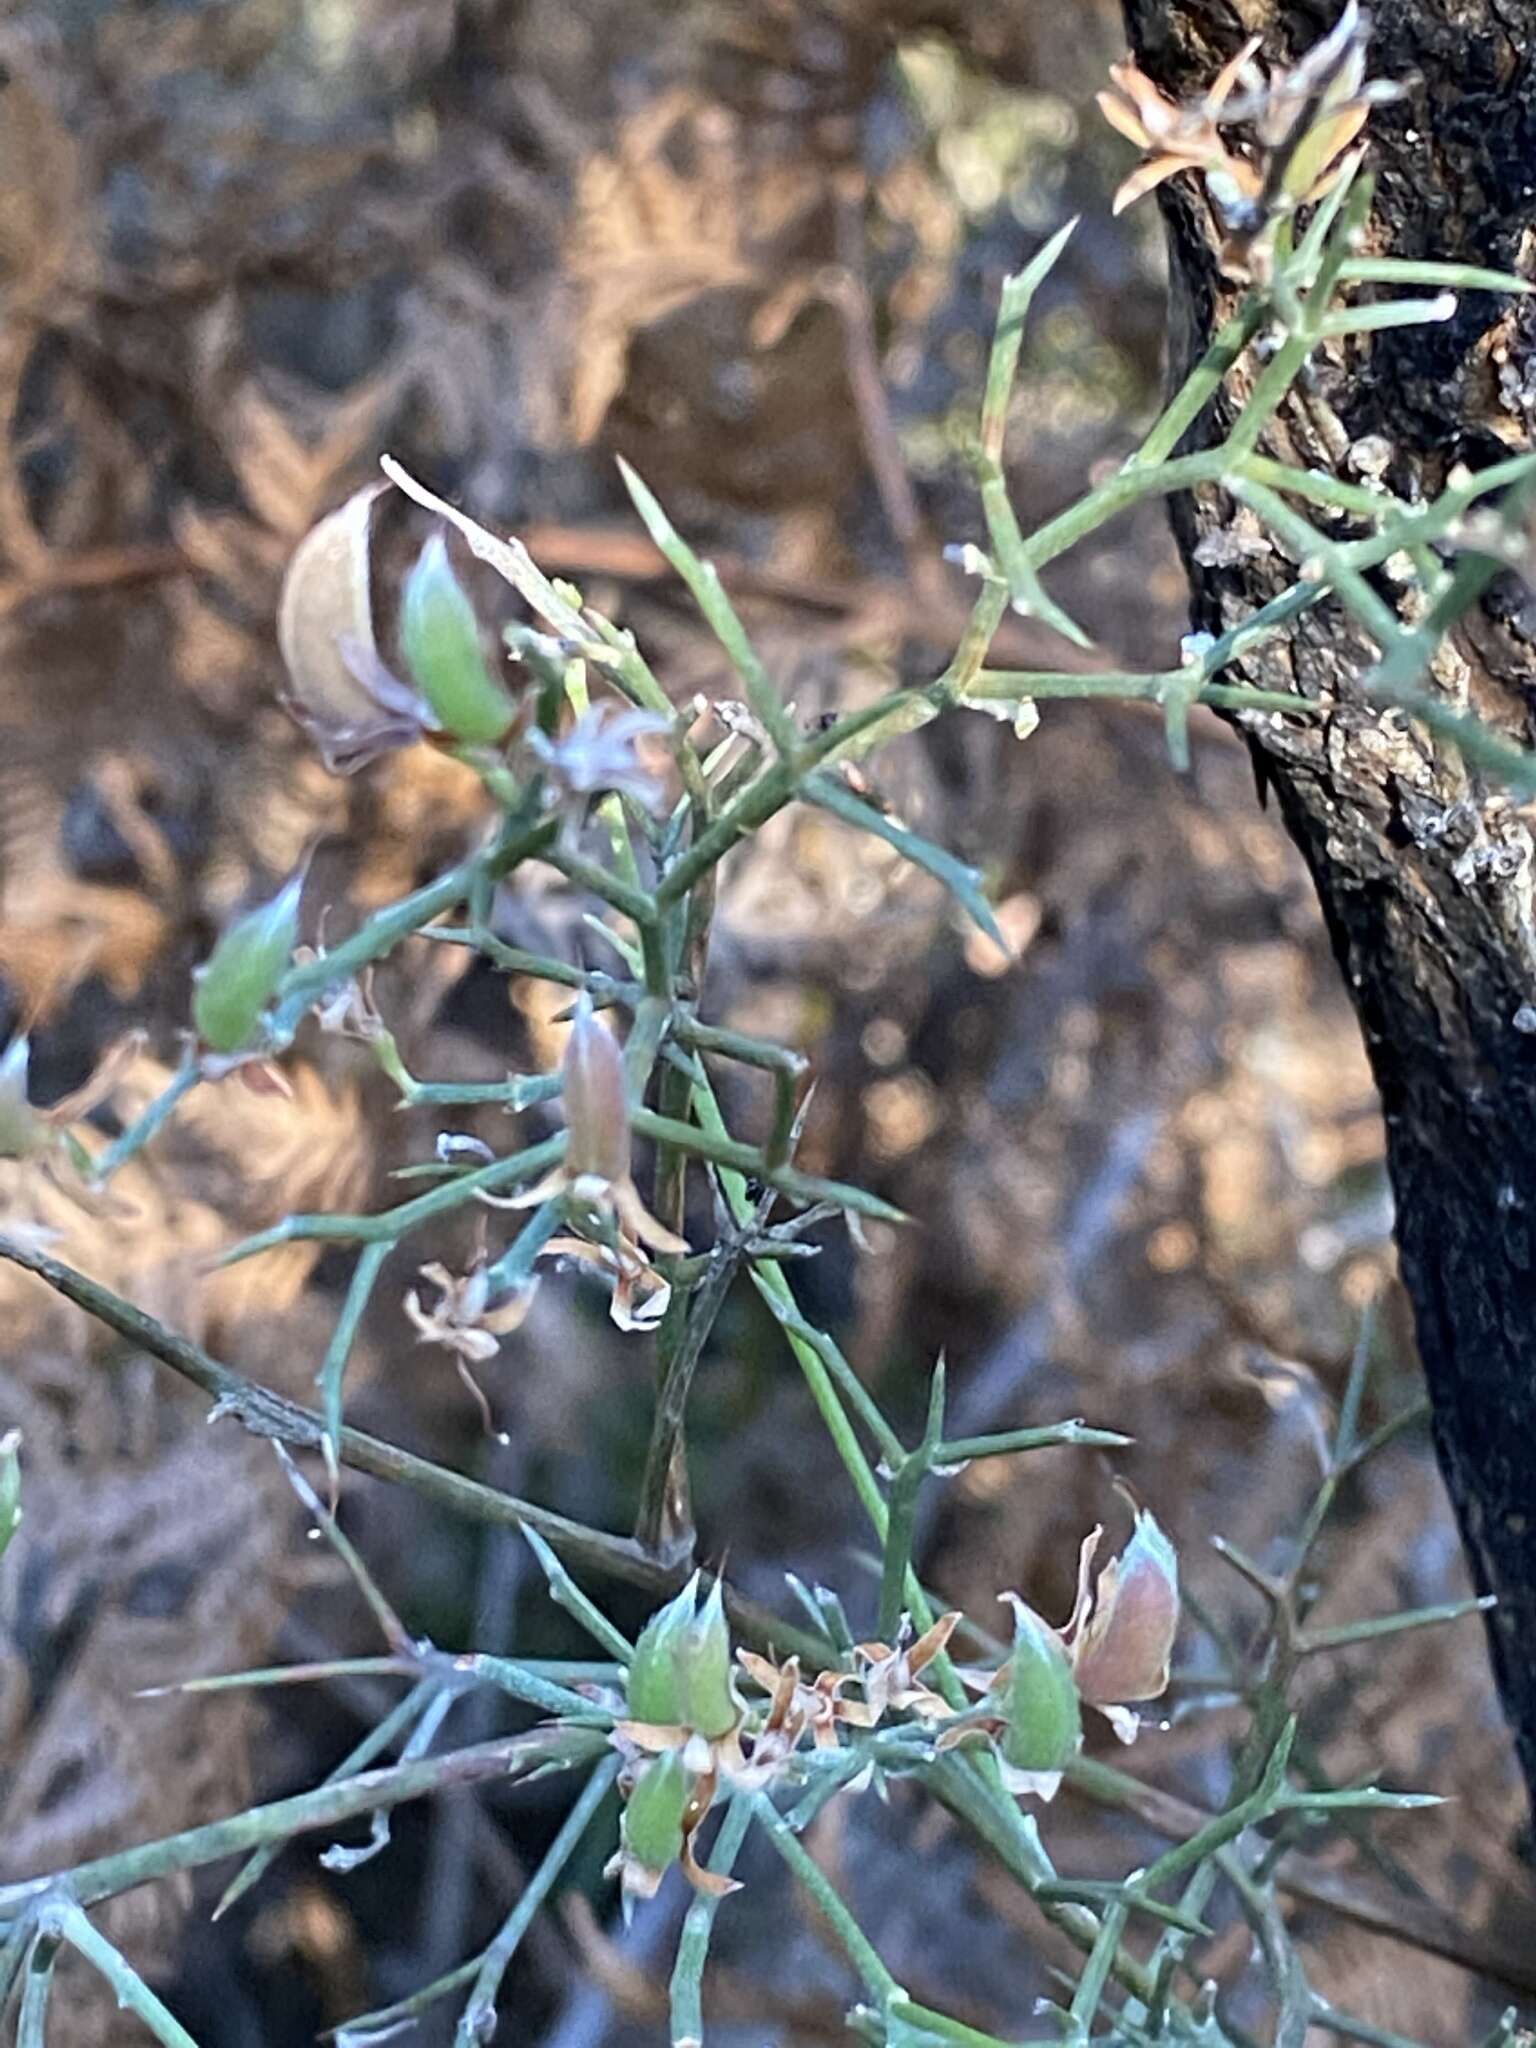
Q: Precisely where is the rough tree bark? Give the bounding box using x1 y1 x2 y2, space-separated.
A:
1122 0 1536 1805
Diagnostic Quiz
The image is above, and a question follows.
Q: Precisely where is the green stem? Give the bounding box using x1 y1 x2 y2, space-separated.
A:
619 458 799 758
269 812 558 1036
1131 302 1264 469
215 1679 438 1918
887 1999 1022 2047
90 1050 199 1183
16 1935 57 2048
218 1133 569 1260
878 1365 945 1641
669 1794 754 2048
454 1757 621 2045
629 1106 906 1224
318 1239 391 1487
751 1794 899 2005
935 1421 1129 1461
0 1730 606 1917
0 1237 825 1664
1065 1897 1129 2041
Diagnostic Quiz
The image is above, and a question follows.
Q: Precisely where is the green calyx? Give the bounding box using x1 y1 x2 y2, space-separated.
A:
676 1577 738 1739
400 532 514 745
625 1573 737 1737
620 1749 691 1877
192 870 305 1054
0 1430 21 1563
1000 1595 1082 1774
625 1579 695 1725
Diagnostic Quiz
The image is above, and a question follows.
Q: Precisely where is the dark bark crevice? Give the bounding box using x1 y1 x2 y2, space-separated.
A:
1123 0 1536 1804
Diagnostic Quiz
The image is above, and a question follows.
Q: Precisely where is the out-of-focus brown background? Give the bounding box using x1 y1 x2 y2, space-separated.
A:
1 2 1531 2042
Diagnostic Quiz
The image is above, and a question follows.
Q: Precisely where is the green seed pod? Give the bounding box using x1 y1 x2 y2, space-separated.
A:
625 1575 700 1726
192 871 305 1054
1000 1595 1082 1775
620 1750 690 1884
676 1577 737 1739
0 1430 21 1564
400 533 513 745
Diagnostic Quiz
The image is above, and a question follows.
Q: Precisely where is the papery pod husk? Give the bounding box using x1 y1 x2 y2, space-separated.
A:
192 870 305 1054
999 1594 1082 1774
1070 1503 1179 1708
400 532 514 745
620 1749 691 1884
277 484 425 772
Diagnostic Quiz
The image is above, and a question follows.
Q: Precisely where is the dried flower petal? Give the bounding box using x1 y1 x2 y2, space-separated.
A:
1097 13 1387 241
403 1258 534 1366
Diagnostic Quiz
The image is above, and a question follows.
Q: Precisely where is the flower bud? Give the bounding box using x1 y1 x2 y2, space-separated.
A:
193 870 304 1054
675 1577 738 1740
619 1750 690 1897
562 995 631 1186
999 1595 1082 1776
1069 1502 1179 1708
400 533 514 745
625 1575 698 1726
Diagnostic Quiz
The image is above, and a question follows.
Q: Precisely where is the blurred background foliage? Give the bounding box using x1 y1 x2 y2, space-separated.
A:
0 1 1531 2041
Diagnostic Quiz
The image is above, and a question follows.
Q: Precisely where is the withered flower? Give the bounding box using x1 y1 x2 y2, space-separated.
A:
540 1234 672 1332
1248 1 1386 205
404 1256 534 1365
404 1254 533 1438
525 704 671 822
1097 40 1262 218
849 1612 962 1726
734 1648 876 1763
292 944 388 1045
507 995 686 1328
1099 3 1394 259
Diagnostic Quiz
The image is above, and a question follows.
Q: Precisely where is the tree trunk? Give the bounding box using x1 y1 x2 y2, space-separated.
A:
1122 0 1536 1805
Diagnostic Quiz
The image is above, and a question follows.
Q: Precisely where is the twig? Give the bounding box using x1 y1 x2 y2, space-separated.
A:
0 1237 827 1665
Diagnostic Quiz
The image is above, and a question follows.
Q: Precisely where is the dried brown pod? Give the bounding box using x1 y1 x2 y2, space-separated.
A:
275 483 429 773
